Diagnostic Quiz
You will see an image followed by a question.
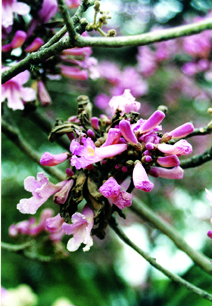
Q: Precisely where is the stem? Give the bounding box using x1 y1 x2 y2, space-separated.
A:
75 18 212 48
2 119 66 181
130 198 212 274
180 146 212 169
57 0 77 42
110 220 212 302
2 18 212 84
1 241 33 252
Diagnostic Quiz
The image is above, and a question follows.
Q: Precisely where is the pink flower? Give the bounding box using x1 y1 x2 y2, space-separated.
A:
157 155 180 167
101 128 121 147
112 191 133 209
133 162 154 192
38 0 58 23
25 38 44 52
138 110 165 134
2 0 30 28
46 213 65 234
70 137 127 169
99 177 121 198
109 89 141 116
37 80 51 106
53 179 74 205
17 172 67 214
168 122 194 139
91 117 99 130
62 204 94 252
157 139 192 156
99 177 132 209
2 30 27 52
149 166 184 179
59 65 88 80
119 119 138 145
1 69 36 110
40 152 69 166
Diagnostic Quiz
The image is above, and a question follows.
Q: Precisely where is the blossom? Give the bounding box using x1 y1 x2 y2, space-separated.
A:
101 128 121 147
1 69 36 110
99 177 132 209
138 110 165 134
157 139 192 156
17 172 67 214
40 152 69 166
2 30 27 52
70 137 127 170
109 89 141 116
2 0 30 28
25 38 44 52
149 166 184 179
59 65 88 80
53 179 74 205
133 162 154 192
157 155 180 167
168 122 194 139
62 204 94 252
119 120 138 145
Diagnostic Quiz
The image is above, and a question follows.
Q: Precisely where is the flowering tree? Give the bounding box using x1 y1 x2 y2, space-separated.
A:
2 0 212 305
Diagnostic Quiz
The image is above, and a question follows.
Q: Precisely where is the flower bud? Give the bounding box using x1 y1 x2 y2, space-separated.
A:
40 152 69 166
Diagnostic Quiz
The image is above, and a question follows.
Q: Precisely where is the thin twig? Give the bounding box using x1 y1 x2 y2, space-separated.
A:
57 0 77 43
130 198 212 274
1 241 33 252
2 119 66 181
2 18 212 83
110 219 212 302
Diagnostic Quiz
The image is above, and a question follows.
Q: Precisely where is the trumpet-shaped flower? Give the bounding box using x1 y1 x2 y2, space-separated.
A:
40 152 69 166
70 138 127 169
133 162 154 192
119 120 138 145
168 122 194 139
157 139 192 156
99 177 132 209
149 166 184 179
62 204 94 252
138 110 165 134
1 69 36 110
17 172 67 214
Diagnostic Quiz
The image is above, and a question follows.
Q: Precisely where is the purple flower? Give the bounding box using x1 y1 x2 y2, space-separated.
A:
101 128 121 147
112 191 133 209
133 162 154 192
149 166 184 179
46 213 65 234
99 177 121 198
1 69 36 110
25 38 44 52
17 172 67 214
62 204 94 252
138 110 165 134
119 120 138 145
70 138 127 170
157 139 192 156
40 152 69 166
109 89 141 116
65 0 81 8
157 155 180 167
59 65 88 80
53 179 74 205
168 122 194 139
2 0 30 28
37 0 58 23
99 177 132 209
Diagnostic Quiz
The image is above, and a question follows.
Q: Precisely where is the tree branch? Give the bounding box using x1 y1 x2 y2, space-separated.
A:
57 0 77 43
110 219 212 302
130 198 212 275
75 18 212 48
1 241 33 252
2 18 212 84
2 119 66 181
180 146 212 169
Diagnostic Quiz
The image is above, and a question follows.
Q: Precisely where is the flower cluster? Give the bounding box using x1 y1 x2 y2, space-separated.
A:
2 0 98 110
16 90 194 252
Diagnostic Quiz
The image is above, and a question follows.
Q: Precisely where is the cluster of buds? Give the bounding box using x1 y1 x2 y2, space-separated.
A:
85 0 116 37
16 89 194 252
